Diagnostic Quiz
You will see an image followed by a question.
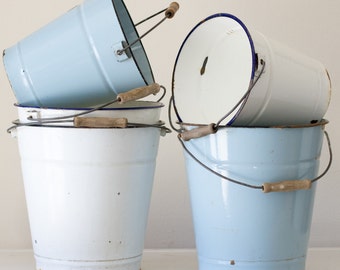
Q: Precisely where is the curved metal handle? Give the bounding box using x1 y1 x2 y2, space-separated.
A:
178 130 332 193
117 2 180 56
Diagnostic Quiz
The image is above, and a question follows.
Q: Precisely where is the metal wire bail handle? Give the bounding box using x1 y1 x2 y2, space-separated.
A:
116 2 180 56
178 130 332 193
7 84 170 134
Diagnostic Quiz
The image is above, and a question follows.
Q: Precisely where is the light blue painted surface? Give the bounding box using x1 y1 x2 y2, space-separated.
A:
3 0 154 108
183 123 326 270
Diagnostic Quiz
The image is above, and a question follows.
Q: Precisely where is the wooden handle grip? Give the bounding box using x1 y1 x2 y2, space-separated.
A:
262 179 312 193
180 124 216 141
165 2 180 18
74 117 128 128
117 83 160 103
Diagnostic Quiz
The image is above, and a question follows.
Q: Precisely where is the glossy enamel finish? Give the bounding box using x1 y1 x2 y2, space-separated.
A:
3 0 154 108
173 13 331 126
12 104 162 270
183 123 326 270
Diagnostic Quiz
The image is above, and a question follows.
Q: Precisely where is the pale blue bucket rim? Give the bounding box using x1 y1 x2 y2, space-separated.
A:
179 119 329 130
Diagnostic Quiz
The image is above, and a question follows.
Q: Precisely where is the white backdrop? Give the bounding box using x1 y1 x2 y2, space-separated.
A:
0 0 339 249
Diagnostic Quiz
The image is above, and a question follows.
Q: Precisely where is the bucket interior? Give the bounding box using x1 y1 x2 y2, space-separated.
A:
172 13 256 125
112 0 154 86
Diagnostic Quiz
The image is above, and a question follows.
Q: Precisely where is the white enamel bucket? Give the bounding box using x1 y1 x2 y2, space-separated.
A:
172 13 331 126
10 101 165 270
3 0 154 108
180 121 330 270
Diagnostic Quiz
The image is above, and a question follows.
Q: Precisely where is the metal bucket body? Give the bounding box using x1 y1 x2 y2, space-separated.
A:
12 102 163 270
172 13 331 126
182 122 326 270
233 31 331 126
3 0 154 108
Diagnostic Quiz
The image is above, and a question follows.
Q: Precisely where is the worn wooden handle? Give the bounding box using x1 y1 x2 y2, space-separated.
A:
165 2 180 18
262 179 312 193
117 83 160 103
180 124 216 141
74 117 128 128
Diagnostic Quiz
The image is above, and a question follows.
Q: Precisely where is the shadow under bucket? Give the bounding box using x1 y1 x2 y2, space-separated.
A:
180 120 330 270
3 0 156 107
9 101 166 270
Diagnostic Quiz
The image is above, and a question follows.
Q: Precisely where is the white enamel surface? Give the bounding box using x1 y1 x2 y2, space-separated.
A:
232 31 331 126
173 14 331 126
173 14 254 124
13 104 162 269
16 101 163 125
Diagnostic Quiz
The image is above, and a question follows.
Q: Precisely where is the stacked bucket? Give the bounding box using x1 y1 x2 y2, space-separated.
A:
3 0 178 269
171 13 332 270
3 1 332 270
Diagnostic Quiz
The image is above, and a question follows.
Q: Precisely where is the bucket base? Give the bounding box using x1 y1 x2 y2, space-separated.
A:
35 254 142 270
198 255 305 270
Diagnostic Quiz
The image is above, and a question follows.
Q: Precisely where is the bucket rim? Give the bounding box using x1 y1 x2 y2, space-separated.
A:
178 119 329 130
171 13 256 125
15 100 164 111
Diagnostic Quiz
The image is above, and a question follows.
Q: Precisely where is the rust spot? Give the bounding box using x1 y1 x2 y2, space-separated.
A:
230 260 235 265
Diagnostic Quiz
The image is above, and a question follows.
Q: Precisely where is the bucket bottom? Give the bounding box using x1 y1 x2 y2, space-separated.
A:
197 255 305 270
35 254 142 270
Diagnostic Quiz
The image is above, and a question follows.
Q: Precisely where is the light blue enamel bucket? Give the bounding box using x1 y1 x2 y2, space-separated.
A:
3 0 155 107
179 121 330 270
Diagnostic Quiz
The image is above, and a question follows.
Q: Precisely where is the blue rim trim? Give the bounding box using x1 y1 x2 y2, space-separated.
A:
172 13 256 124
111 0 155 85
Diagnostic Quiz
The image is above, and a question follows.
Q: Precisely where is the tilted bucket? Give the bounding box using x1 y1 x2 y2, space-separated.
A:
9 101 166 270
172 13 331 126
3 0 178 107
179 121 330 270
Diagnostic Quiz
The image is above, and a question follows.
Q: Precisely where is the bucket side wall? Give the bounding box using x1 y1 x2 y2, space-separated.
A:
16 126 161 262
183 126 324 268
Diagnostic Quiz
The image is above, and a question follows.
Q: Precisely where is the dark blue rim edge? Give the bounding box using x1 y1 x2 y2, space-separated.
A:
171 13 256 124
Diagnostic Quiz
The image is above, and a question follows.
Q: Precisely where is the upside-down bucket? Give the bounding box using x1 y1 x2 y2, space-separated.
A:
9 101 167 270
172 13 331 126
3 0 179 108
178 121 330 270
